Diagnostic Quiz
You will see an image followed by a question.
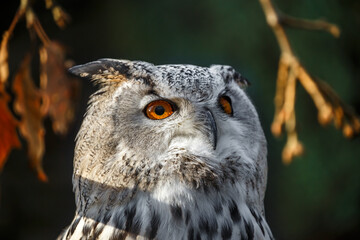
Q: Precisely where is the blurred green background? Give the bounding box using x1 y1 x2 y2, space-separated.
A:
0 0 359 239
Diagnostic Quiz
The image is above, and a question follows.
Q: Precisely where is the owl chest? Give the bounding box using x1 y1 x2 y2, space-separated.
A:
63 185 272 240
94 187 271 239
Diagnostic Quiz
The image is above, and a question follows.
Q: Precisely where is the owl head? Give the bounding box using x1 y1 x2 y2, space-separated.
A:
69 59 267 214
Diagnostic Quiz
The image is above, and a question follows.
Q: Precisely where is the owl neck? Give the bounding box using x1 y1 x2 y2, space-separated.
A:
73 150 265 216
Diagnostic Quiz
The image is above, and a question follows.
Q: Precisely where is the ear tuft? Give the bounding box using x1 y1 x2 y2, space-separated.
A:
210 65 250 88
68 59 132 79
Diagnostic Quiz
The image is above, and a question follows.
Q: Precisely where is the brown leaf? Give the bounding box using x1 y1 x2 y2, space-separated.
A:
44 0 71 29
40 41 80 135
52 6 71 29
0 84 21 170
13 54 47 182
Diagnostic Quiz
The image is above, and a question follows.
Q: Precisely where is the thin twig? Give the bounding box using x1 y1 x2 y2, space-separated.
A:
297 66 333 124
279 14 340 37
271 55 288 136
259 0 359 163
0 7 26 83
26 8 51 46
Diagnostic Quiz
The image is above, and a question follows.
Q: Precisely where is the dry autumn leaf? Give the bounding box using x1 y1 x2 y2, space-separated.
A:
0 0 77 181
40 41 80 135
52 6 71 29
13 54 47 182
45 0 71 29
0 84 21 170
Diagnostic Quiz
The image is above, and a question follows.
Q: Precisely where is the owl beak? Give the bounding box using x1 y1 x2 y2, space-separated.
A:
205 109 217 150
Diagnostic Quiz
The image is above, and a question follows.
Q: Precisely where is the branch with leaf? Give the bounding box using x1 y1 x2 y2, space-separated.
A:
259 0 360 164
0 0 79 181
1 0 359 181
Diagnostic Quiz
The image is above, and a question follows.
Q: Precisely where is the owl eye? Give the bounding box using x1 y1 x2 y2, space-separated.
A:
219 96 233 115
145 100 174 120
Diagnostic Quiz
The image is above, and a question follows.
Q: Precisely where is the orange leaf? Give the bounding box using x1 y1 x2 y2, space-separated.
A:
13 54 47 182
0 84 21 170
40 41 80 135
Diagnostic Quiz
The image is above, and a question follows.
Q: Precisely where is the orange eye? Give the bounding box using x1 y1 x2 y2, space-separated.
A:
219 96 233 115
145 100 174 120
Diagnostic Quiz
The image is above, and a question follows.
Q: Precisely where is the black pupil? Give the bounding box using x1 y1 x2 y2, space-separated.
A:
155 106 165 115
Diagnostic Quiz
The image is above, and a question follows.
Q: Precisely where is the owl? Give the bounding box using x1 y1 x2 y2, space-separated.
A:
58 59 273 240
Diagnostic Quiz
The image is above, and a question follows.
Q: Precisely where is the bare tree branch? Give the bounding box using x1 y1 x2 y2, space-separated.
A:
259 0 359 163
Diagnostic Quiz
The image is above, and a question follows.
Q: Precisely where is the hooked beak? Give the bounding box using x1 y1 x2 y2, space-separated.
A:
205 109 217 150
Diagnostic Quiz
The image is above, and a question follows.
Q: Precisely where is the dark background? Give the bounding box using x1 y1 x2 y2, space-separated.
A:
1 0 359 239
